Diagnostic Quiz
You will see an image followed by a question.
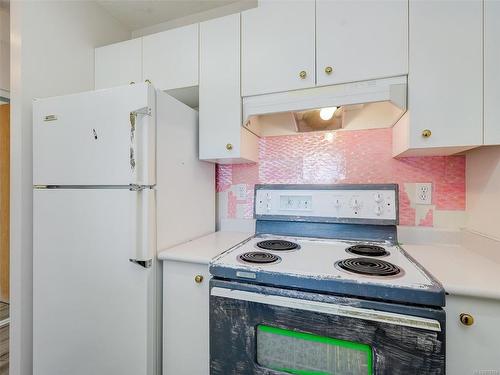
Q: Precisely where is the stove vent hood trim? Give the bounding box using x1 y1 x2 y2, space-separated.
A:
242 76 407 135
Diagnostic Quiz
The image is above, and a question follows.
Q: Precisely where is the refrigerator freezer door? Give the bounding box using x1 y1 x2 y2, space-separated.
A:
33 188 158 375
33 83 156 186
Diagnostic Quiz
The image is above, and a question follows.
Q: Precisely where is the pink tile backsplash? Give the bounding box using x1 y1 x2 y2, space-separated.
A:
216 128 466 226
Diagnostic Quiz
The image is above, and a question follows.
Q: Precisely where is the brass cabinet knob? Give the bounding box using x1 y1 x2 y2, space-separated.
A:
226 143 233 151
299 70 307 79
194 275 204 284
145 79 152 84
422 129 432 138
460 313 474 326
325 66 333 74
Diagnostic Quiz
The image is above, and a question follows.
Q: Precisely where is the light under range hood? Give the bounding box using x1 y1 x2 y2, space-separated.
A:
242 76 407 136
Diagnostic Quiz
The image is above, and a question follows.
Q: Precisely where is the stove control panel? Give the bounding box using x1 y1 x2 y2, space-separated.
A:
255 186 397 222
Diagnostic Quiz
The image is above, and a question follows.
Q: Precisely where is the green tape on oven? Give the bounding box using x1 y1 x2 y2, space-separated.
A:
257 325 373 375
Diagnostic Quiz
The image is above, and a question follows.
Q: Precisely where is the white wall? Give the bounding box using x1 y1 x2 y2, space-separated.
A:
0 3 9 94
466 146 500 240
10 2 130 374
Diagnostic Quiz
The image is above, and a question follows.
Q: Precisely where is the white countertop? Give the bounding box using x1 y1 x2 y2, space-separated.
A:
403 243 500 300
402 230 500 300
158 231 252 265
158 228 500 300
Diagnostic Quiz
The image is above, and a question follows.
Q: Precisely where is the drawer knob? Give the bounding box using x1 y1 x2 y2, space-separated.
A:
325 66 333 74
226 143 233 151
459 313 474 326
299 70 307 79
194 275 204 284
422 129 432 138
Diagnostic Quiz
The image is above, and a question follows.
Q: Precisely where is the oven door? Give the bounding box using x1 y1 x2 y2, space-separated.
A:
210 279 445 375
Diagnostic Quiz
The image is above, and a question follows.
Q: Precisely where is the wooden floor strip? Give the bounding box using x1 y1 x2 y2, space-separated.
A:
0 303 9 374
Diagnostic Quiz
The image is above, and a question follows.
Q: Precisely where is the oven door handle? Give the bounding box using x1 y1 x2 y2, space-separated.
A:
211 287 442 332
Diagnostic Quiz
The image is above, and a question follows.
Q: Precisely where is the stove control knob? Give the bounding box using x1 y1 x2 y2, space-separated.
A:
350 197 362 210
333 198 342 209
374 205 383 216
374 193 384 203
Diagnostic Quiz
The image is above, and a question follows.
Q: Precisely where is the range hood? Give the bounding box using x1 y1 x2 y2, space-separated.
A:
242 76 407 136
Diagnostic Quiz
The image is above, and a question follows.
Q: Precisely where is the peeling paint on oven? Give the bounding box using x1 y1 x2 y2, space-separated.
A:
210 280 446 375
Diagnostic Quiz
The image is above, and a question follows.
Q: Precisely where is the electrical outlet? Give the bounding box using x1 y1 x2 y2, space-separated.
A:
415 183 432 205
234 184 247 200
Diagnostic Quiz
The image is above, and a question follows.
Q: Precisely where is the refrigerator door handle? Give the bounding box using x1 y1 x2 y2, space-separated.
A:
129 258 153 269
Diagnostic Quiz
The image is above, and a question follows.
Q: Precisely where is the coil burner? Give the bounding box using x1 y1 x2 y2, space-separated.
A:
238 251 281 265
256 239 300 251
336 257 401 277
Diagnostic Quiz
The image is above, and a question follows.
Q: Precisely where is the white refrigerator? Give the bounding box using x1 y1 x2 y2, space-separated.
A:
32 83 215 375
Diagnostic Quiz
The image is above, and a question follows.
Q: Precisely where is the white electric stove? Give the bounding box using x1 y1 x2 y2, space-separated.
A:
210 183 444 307
209 184 446 374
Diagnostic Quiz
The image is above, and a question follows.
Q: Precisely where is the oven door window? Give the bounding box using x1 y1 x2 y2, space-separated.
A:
256 325 373 375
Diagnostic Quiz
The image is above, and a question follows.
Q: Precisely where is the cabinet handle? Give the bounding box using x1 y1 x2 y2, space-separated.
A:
145 79 152 84
299 71 307 79
129 81 136 85
422 129 432 138
226 143 233 151
459 313 474 326
325 66 333 74
194 275 204 284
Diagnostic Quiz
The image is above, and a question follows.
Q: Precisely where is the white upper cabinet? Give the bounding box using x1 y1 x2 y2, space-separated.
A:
393 0 483 156
484 0 500 145
199 14 258 164
95 38 142 90
142 24 199 90
241 0 316 97
316 0 408 86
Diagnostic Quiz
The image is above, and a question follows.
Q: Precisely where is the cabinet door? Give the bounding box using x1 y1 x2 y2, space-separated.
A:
199 14 258 163
484 0 500 145
163 261 210 375
445 295 500 374
316 0 408 86
241 0 316 96
95 38 142 90
142 24 199 91
408 0 482 149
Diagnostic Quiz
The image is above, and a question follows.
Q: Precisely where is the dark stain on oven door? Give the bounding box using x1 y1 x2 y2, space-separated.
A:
210 280 445 375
